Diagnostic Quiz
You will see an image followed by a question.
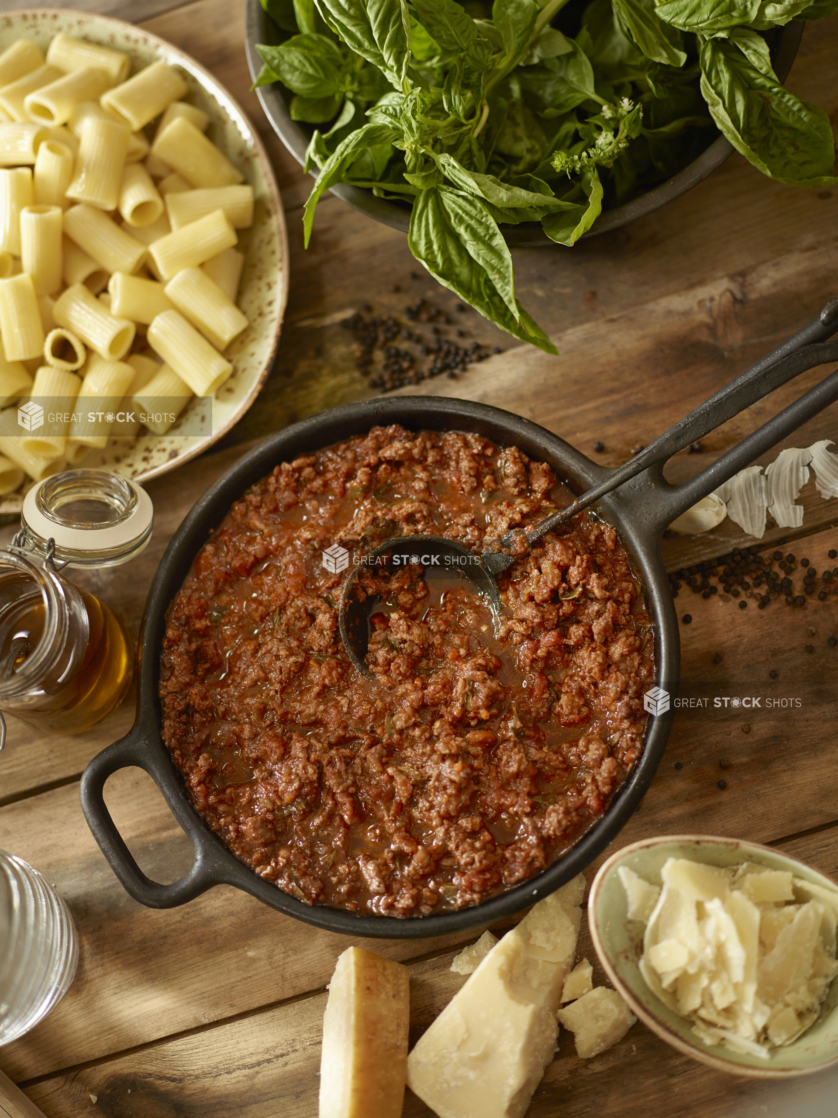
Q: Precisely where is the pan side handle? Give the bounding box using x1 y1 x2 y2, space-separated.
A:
649 359 838 530
80 729 228 909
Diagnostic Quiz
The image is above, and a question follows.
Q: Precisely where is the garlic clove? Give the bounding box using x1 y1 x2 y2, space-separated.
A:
669 493 728 534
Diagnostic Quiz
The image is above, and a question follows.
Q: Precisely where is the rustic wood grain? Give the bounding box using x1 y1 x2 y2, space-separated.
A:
0 1070 49 1118
18 828 838 1118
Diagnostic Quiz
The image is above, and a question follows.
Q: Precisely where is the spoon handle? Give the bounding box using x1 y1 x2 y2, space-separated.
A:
500 299 838 553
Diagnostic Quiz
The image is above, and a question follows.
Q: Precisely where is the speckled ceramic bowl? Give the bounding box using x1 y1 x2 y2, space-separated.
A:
0 8 289 514
589 835 838 1078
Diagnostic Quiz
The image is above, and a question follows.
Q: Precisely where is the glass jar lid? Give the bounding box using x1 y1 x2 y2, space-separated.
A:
19 470 153 569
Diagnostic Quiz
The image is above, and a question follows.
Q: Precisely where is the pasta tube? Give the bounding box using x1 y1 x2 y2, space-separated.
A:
102 61 188 131
62 236 108 294
67 352 134 447
0 122 49 166
166 184 254 231
0 273 45 361
0 407 65 481
0 167 32 255
66 115 130 211
147 309 232 395
21 364 81 458
156 100 209 136
37 295 57 332
0 65 63 122
67 99 123 139
21 205 63 295
0 40 45 89
158 172 190 196
108 272 173 325
46 35 130 86
164 267 248 351
132 361 193 435
201 247 244 303
0 251 13 279
149 208 236 280
126 130 149 164
25 68 112 127
64 204 146 274
143 150 170 179
53 283 135 361
0 355 32 407
44 328 85 371
150 117 243 189
118 163 163 227
110 353 159 437
0 454 24 496
34 139 74 208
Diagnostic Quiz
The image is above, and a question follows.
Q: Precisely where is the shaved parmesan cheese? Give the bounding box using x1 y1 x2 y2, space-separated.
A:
766 447 813 528
451 931 498 976
557 987 636 1058
561 959 593 1003
620 857 838 1057
617 866 660 923
715 466 768 538
810 440 838 499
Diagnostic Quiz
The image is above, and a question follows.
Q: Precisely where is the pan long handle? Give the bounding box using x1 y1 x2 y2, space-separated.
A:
653 355 838 526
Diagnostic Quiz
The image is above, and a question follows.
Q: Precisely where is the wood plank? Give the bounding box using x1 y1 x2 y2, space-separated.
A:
19 828 838 1118
1 507 836 1079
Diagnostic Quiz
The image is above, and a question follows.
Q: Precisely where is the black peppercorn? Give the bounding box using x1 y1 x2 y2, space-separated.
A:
718 780 727 790
682 614 693 624
769 669 778 679
739 600 747 609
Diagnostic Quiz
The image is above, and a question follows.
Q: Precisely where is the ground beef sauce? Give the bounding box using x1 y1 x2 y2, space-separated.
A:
160 427 654 917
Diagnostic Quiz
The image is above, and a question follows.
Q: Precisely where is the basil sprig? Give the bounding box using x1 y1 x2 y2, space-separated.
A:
257 0 838 352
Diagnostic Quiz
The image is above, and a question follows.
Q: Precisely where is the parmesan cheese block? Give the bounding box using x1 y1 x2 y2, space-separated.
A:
557 987 636 1058
319 947 409 1118
561 958 593 1003
407 875 585 1118
451 931 498 976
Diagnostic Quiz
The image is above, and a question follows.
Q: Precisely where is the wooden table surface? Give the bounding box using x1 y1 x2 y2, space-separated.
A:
2 2 838 1116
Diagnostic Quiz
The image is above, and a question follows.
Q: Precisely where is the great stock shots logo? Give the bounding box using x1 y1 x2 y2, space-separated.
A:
643 686 671 716
322 544 350 574
17 400 44 431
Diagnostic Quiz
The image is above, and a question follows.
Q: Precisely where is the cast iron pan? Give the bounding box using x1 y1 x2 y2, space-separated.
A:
81 306 838 938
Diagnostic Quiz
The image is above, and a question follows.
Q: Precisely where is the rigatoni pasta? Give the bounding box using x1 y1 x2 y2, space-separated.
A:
0 454 24 496
0 27 257 495
164 267 248 351
166 184 253 231
20 204 63 295
0 272 45 361
66 115 130 210
118 163 163 227
150 116 243 189
33 139 74 208
45 34 130 86
0 40 44 89
149 208 236 280
64 203 146 274
53 283 135 361
101 61 188 131
147 309 232 395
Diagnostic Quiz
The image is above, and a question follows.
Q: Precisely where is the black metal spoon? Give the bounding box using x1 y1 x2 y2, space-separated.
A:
339 299 838 678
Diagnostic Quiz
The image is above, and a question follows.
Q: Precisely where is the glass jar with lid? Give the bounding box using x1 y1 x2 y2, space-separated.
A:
0 469 152 744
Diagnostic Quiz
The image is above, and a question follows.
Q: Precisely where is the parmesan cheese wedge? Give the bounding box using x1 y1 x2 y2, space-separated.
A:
407 875 585 1118
451 931 498 976
319 947 409 1118
557 987 636 1058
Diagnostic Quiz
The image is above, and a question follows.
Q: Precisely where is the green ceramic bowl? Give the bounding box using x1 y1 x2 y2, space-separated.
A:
589 835 838 1078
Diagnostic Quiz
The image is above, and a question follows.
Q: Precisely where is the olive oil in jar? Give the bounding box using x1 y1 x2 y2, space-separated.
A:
0 471 152 742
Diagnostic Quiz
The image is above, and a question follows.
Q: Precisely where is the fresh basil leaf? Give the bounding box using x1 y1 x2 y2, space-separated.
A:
521 27 574 65
579 0 644 74
411 0 478 51
797 0 838 14
354 63 392 100
293 0 318 33
437 153 571 211
303 121 401 244
252 62 280 89
255 35 344 98
261 0 298 33
612 0 687 67
699 29 837 188
495 77 548 172
518 43 601 116
346 140 394 180
410 13 441 60
443 61 468 118
408 187 558 353
656 0 810 31
315 0 411 87
493 0 540 65
291 93 343 121
542 167 602 244
404 166 444 188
